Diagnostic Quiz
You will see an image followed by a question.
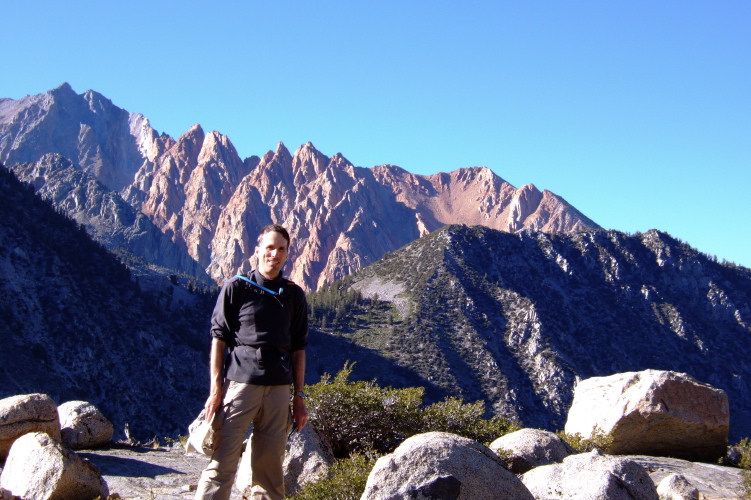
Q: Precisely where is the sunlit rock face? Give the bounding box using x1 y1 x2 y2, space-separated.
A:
1 84 599 290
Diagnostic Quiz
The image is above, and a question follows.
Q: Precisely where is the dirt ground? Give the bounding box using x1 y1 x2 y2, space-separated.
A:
79 444 244 500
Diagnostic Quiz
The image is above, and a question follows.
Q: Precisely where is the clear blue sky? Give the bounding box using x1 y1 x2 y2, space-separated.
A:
3 1 750 267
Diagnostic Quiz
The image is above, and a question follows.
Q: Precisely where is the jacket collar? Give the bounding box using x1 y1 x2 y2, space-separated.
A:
252 268 285 288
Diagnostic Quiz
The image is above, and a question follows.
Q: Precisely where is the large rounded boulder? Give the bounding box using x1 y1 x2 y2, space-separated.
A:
58 401 113 450
360 431 534 500
489 428 575 474
565 370 729 462
237 423 335 497
0 393 60 460
521 449 658 500
0 431 109 500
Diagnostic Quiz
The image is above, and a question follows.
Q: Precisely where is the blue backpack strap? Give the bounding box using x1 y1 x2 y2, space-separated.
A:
235 274 295 316
234 274 285 296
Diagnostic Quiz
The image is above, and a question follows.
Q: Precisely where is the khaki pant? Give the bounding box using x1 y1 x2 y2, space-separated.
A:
195 382 293 500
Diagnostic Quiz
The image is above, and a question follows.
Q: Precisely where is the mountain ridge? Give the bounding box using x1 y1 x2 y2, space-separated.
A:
0 83 601 290
304 224 751 439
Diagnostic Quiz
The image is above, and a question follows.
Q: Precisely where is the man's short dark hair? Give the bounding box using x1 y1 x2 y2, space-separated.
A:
257 224 290 249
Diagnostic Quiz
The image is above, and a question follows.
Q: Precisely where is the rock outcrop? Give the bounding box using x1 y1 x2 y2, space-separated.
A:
58 401 114 450
0 393 60 460
521 449 659 500
489 428 574 474
280 424 335 496
73 430 748 499
565 370 729 462
360 431 534 500
0 431 109 500
656 474 700 500
0 387 738 498
630 455 745 499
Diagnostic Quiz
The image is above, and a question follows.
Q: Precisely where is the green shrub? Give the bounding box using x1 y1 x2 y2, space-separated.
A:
306 362 518 458
556 425 615 453
729 438 751 498
421 396 519 446
306 362 424 457
736 438 751 469
291 453 376 500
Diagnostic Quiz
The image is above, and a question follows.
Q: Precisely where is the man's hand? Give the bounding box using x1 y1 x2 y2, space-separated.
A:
292 395 308 432
204 391 223 425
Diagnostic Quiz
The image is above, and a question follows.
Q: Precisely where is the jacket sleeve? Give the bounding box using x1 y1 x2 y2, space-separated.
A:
210 279 238 346
289 286 309 352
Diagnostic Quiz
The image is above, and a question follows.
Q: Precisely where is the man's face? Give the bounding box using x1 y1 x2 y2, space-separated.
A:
255 231 289 279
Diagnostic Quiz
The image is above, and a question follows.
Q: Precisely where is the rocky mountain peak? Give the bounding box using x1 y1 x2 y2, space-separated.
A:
1 84 161 192
275 141 291 156
507 183 544 231
83 88 117 113
328 152 357 175
173 124 205 167
252 144 293 188
1 84 603 291
184 123 205 138
292 142 330 185
198 131 235 163
48 82 76 98
452 165 501 185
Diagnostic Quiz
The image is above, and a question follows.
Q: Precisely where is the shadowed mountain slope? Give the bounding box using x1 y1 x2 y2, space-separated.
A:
305 225 751 440
0 164 214 440
9 153 210 281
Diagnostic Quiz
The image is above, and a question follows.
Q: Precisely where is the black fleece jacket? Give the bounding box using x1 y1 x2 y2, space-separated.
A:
210 269 308 385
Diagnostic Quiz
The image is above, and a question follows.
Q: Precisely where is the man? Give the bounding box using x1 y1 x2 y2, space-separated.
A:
195 224 308 500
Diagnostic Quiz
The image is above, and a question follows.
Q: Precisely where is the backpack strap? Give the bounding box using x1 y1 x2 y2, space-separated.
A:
234 274 297 297
234 274 282 295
